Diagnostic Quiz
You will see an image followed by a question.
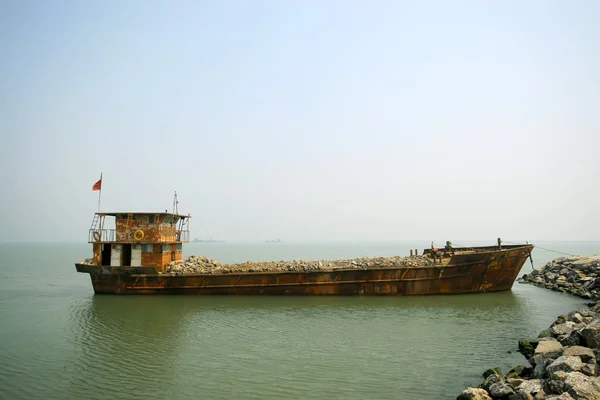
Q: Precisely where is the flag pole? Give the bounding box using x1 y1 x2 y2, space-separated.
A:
97 173 103 212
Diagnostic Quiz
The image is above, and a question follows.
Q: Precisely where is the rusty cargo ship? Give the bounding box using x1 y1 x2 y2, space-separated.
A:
75 211 534 295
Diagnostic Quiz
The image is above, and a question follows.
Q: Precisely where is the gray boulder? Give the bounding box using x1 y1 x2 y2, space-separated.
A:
481 374 503 392
563 371 600 399
457 387 493 400
488 382 516 399
580 319 600 349
560 331 584 347
563 346 596 363
547 272 559 281
543 377 569 395
547 356 584 375
553 322 579 337
536 340 565 359
581 363 597 377
507 378 525 389
571 314 587 324
516 379 542 395
531 355 552 378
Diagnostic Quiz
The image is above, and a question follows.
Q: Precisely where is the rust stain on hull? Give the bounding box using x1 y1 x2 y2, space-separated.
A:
76 245 534 295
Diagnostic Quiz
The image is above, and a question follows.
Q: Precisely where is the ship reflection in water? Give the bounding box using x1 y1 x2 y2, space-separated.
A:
61 290 577 399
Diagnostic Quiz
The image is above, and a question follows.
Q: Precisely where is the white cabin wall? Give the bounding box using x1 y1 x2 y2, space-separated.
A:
110 245 122 267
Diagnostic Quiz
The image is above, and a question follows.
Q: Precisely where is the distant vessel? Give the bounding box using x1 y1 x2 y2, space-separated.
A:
75 210 534 295
265 239 282 243
192 238 225 243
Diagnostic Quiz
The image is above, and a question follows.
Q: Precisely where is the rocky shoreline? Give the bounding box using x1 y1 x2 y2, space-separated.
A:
457 255 600 400
520 256 600 300
164 254 434 275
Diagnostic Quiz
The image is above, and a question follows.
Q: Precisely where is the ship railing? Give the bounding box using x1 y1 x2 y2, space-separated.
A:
159 230 190 242
177 230 190 243
88 229 116 243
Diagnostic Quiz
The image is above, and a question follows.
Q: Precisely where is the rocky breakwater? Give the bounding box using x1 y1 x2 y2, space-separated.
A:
457 304 600 399
521 256 600 300
164 255 434 275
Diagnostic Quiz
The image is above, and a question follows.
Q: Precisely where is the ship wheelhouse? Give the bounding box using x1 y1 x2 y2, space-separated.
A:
88 212 190 272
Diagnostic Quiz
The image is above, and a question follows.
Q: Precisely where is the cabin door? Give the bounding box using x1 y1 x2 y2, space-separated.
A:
101 244 111 266
131 245 142 266
110 245 122 266
122 244 131 267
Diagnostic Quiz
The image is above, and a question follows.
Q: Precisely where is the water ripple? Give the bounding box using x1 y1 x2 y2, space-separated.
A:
0 282 591 399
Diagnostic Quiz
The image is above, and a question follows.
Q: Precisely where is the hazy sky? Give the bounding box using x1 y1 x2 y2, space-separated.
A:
1 0 599 243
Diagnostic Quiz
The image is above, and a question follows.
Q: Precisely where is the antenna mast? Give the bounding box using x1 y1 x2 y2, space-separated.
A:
172 191 179 214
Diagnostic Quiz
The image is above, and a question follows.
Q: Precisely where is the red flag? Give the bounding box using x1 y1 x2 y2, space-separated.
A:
92 178 102 191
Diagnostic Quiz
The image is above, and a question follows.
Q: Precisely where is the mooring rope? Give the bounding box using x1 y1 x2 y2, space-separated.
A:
527 246 576 257
500 241 577 257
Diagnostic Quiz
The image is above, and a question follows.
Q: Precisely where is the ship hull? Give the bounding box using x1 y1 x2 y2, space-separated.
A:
76 245 533 295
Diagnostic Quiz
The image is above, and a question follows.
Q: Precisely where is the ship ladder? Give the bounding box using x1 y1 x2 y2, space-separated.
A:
90 214 101 241
90 214 100 230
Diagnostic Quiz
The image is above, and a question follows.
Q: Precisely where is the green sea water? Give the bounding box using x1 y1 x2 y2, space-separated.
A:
0 241 597 400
